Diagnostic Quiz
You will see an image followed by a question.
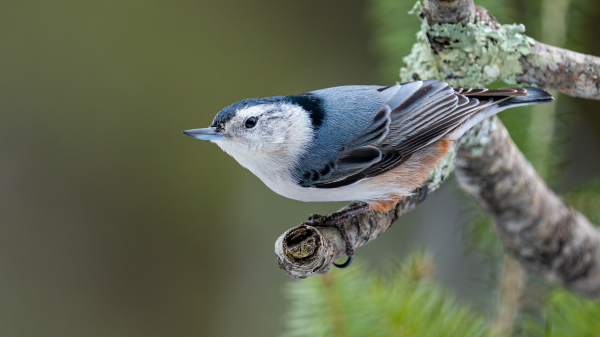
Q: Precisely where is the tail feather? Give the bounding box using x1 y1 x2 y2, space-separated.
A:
498 87 555 108
449 87 554 140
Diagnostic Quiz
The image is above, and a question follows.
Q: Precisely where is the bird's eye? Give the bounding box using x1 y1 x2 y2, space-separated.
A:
245 117 258 128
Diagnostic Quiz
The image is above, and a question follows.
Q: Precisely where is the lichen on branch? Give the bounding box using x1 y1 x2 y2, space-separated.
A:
401 1 535 88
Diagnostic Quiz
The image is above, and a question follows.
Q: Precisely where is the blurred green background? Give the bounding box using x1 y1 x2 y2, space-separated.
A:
1 0 599 336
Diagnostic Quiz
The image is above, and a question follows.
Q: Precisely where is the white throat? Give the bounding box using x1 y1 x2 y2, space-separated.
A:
212 103 314 195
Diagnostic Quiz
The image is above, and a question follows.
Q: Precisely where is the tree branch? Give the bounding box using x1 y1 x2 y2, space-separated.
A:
454 119 600 299
517 42 600 100
275 196 414 279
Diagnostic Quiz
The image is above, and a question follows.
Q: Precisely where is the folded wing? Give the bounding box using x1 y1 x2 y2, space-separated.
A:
302 80 527 188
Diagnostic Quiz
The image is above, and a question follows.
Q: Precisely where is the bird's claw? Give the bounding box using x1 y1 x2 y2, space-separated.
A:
334 255 354 268
333 221 354 268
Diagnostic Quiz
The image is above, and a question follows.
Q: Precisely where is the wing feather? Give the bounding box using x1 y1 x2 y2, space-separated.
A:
301 81 528 188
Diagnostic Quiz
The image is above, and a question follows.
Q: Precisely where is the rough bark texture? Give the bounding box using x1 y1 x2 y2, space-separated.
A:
473 5 499 28
275 193 423 279
454 119 600 299
422 0 474 25
517 42 600 100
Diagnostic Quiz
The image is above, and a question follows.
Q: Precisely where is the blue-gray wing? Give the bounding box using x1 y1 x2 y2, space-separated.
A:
299 81 526 188
294 86 392 187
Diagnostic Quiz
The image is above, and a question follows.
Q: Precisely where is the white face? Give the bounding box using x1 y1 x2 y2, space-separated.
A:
212 103 314 177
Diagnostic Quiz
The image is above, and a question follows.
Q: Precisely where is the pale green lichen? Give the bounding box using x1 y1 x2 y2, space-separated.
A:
401 1 535 88
426 117 498 191
525 48 559 69
458 116 498 155
427 147 456 191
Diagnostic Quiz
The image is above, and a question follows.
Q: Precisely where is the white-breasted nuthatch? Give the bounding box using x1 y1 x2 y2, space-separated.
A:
184 80 554 267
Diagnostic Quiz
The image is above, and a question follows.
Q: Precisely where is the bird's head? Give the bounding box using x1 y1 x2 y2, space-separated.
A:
184 96 319 175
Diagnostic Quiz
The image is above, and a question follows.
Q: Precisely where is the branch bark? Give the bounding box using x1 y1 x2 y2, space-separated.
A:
454 119 600 298
422 0 474 25
275 192 423 279
517 42 600 100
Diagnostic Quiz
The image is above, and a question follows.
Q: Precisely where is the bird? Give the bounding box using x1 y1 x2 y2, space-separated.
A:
183 80 554 267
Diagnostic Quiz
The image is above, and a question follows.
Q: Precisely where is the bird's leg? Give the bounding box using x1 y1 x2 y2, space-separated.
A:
307 204 371 224
305 204 371 268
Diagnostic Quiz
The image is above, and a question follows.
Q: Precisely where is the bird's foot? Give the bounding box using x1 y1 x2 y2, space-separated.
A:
306 204 371 226
304 204 370 268
333 222 354 268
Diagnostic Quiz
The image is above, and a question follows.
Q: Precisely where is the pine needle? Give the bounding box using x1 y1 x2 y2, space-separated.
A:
283 254 492 337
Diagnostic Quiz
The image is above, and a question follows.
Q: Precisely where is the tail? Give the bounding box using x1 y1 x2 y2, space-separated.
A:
449 87 554 140
498 87 555 108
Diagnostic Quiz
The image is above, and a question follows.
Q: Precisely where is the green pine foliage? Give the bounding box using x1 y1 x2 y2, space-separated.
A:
283 255 492 337
281 256 600 337
545 290 600 336
283 260 376 337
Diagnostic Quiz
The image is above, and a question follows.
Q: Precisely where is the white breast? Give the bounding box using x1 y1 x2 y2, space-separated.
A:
255 170 411 204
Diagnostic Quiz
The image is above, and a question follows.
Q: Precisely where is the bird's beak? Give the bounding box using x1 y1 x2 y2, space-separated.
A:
182 127 224 140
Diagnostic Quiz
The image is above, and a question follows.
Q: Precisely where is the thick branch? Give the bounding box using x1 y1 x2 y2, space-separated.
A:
454 119 600 299
517 42 600 100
